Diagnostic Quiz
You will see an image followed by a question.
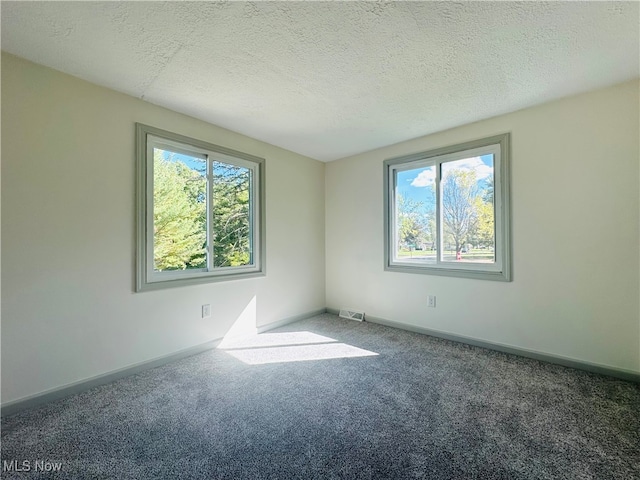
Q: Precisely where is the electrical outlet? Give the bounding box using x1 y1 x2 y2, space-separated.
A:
202 304 211 318
427 295 436 308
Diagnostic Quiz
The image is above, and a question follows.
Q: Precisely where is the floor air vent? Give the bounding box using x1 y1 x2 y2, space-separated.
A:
339 309 365 322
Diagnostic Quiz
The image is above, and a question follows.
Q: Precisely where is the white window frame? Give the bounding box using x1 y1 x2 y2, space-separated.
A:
383 133 511 281
136 123 266 291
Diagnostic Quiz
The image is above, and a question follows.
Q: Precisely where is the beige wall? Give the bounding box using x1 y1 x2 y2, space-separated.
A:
326 79 640 372
1 53 326 404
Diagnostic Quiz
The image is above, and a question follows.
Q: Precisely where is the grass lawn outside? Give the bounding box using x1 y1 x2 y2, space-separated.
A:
397 248 494 263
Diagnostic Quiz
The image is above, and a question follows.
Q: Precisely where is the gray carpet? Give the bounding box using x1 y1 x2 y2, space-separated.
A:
2 313 639 479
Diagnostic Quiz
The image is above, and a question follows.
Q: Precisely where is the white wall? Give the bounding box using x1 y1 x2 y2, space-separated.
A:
326 79 640 372
1 53 326 404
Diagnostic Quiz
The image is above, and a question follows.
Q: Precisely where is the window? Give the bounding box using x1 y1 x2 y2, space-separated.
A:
384 133 511 281
136 124 265 291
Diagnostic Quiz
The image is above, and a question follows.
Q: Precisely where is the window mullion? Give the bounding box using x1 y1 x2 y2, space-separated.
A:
435 161 442 266
207 156 214 271
390 167 397 263
248 167 255 265
146 138 156 278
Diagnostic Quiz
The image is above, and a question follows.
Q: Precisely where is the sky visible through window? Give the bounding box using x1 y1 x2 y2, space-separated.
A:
163 151 206 174
397 154 494 205
162 151 246 180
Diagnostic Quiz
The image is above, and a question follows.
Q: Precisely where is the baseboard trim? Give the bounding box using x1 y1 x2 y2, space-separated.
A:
326 308 639 383
1 308 326 417
256 308 326 334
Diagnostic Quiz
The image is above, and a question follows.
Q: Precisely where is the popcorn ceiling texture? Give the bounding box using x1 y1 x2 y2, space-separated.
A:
2 1 638 161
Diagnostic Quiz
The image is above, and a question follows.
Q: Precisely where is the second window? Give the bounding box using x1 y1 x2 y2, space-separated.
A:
384 133 510 281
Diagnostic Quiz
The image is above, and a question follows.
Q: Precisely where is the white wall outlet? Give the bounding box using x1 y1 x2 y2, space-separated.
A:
427 295 436 308
202 304 211 318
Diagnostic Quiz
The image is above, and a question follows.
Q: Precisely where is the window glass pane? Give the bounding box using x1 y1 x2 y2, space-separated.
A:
395 165 437 263
441 154 495 263
153 148 207 271
212 161 252 268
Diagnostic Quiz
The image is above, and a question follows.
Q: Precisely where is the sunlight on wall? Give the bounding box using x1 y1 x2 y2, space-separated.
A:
218 331 378 365
218 296 258 349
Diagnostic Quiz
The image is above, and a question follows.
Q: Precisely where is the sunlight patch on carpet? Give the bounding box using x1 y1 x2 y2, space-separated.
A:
219 330 378 364
219 331 338 350
222 342 378 365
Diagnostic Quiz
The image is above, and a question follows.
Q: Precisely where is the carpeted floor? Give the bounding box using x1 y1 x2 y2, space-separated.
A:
2 313 639 479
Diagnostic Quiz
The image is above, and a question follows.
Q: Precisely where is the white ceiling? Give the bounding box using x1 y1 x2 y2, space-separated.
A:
2 2 639 162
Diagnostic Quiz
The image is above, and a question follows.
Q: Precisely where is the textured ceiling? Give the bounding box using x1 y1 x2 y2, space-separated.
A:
2 1 639 161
